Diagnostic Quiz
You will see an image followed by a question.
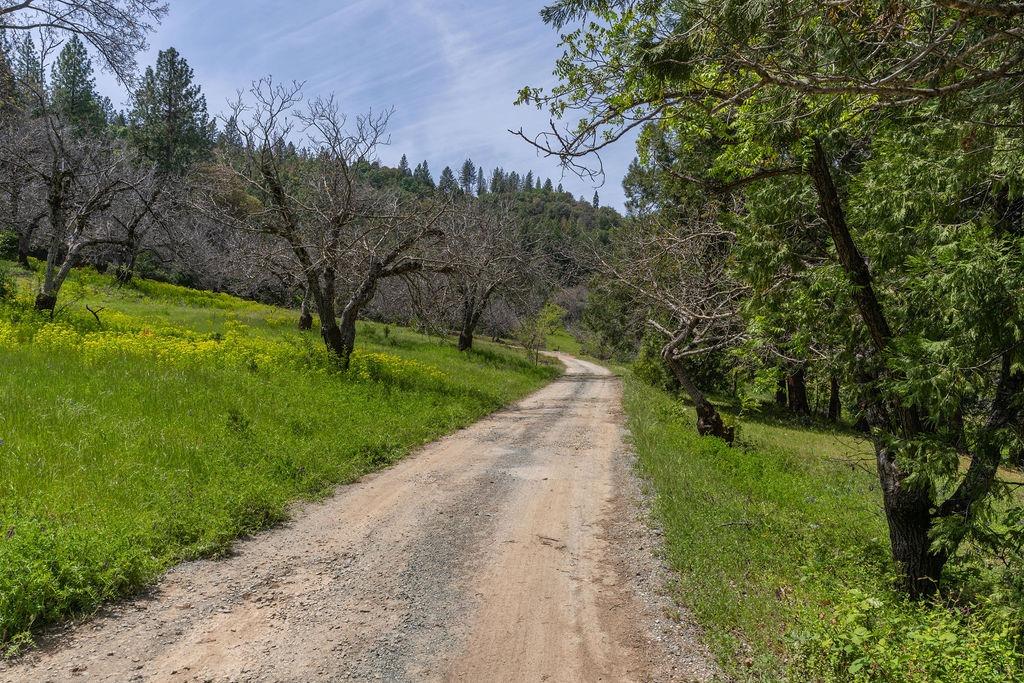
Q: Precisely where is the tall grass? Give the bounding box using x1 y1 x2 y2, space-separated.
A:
0 263 558 653
623 374 1024 682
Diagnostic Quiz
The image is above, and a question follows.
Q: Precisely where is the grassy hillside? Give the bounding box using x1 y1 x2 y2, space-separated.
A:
623 375 1024 682
0 263 559 654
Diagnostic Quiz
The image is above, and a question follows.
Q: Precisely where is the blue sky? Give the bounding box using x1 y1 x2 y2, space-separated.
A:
95 1 635 209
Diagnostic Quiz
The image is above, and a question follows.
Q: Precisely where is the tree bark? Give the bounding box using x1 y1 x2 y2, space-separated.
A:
775 375 788 408
298 288 313 331
17 228 31 268
458 295 480 352
662 344 734 444
828 376 841 422
808 138 942 596
787 367 810 415
458 327 474 352
876 442 946 598
823 374 839 421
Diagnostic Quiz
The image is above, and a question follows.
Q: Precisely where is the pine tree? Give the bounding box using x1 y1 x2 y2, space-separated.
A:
524 171 534 191
543 178 553 192
592 191 600 208
219 115 244 149
557 182 564 193
459 158 476 195
476 167 487 195
12 34 44 111
50 35 106 132
128 48 213 174
536 177 542 191
0 37 16 121
413 160 435 188
438 166 460 195
508 171 521 193
490 167 505 193
398 154 411 176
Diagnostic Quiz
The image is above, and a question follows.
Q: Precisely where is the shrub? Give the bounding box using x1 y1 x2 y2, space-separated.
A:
0 267 13 302
0 231 16 260
790 588 1024 682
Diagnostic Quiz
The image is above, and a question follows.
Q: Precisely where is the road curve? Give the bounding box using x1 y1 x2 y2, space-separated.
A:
2 355 716 682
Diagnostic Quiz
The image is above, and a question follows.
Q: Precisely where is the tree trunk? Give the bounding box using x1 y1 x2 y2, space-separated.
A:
828 376 841 422
17 231 31 268
332 266 382 369
458 328 474 352
876 443 946 598
336 309 357 369
298 289 313 331
34 290 57 312
775 375 788 408
458 297 478 352
809 138 943 596
787 367 810 415
662 345 734 444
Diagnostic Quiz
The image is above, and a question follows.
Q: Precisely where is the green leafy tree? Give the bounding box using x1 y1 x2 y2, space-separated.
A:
413 160 434 189
524 0 1024 598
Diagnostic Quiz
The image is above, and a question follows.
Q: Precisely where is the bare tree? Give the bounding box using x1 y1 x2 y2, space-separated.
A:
200 79 446 368
0 0 166 82
595 203 747 442
440 198 535 351
1 87 156 311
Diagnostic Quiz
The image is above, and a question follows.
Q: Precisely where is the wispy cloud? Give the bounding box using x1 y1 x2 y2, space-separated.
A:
96 0 634 208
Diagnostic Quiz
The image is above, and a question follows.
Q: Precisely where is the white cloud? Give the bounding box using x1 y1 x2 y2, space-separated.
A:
96 0 635 208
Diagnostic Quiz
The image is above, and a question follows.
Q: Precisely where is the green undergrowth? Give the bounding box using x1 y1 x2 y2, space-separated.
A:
622 374 1024 682
0 262 558 654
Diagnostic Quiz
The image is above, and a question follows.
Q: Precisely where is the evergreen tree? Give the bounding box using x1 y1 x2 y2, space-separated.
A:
0 36 16 121
12 34 44 110
536 177 542 191
592 191 600 208
219 114 244 149
490 167 505 193
128 48 213 174
557 182 564 193
438 165 460 195
459 158 476 195
476 167 487 195
398 154 411 176
508 171 521 193
413 160 435 188
524 170 534 191
50 35 106 132
543 178 553 192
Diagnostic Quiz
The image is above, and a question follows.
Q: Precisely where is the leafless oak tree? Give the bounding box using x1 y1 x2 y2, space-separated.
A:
439 198 535 351
0 0 166 81
595 202 747 442
1 86 157 311
199 79 446 368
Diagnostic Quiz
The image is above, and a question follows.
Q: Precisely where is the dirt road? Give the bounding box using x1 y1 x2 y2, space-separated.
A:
2 356 717 682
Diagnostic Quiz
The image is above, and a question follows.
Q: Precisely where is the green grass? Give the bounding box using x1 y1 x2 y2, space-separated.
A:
545 326 582 356
623 374 1024 682
0 263 559 653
